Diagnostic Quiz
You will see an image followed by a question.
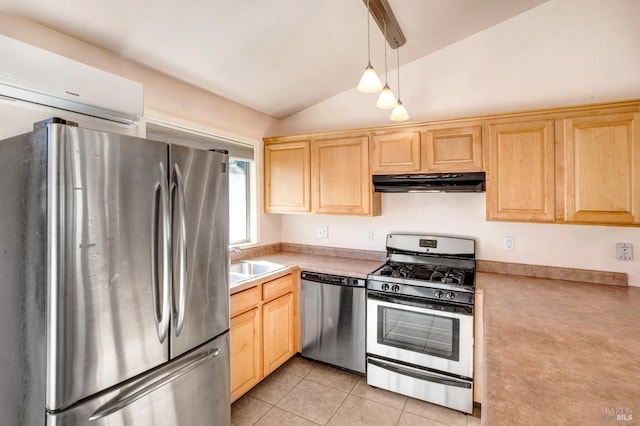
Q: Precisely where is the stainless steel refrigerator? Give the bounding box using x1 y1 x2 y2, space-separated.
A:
0 118 231 425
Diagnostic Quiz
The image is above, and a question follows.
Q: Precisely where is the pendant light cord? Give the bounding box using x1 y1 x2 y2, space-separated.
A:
396 47 400 98
366 0 371 63
383 18 388 83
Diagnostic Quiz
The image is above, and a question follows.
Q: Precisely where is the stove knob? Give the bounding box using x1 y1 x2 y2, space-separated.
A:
381 283 389 291
435 290 444 299
446 292 456 300
391 285 400 293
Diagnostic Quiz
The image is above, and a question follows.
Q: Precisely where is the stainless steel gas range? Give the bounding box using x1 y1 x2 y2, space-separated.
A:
366 234 476 414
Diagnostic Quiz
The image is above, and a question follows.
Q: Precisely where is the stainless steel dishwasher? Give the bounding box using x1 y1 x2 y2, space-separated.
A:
301 271 366 374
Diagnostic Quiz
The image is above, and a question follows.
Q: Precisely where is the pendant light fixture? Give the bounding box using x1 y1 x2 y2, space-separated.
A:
376 18 397 109
390 47 409 121
357 0 383 93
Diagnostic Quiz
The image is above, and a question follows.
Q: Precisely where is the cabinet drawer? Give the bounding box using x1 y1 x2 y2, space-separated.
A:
230 286 260 317
263 275 294 302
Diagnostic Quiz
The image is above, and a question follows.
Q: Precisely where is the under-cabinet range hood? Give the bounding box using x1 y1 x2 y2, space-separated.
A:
373 172 485 193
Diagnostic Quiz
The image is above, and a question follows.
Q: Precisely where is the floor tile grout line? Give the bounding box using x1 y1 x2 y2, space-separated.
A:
323 389 351 426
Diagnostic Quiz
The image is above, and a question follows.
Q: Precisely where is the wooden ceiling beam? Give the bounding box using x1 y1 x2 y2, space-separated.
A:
363 0 406 48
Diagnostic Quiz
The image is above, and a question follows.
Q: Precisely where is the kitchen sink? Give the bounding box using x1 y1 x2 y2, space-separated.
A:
229 260 286 286
229 271 251 285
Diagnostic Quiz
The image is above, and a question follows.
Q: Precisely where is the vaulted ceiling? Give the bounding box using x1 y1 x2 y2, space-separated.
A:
0 0 550 119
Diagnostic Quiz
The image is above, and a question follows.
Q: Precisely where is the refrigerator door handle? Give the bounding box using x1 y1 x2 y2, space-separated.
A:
89 347 221 421
171 163 188 336
151 161 172 343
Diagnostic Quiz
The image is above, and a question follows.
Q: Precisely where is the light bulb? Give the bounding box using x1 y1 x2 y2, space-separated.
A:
390 99 410 121
376 84 397 109
357 63 383 93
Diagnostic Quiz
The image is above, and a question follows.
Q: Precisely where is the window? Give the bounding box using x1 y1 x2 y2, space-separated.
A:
145 122 256 246
229 158 250 244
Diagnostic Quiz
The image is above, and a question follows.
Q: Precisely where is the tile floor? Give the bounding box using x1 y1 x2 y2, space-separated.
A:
232 356 481 426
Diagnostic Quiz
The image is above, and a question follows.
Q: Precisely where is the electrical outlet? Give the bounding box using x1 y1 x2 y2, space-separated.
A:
296 225 303 236
616 243 633 261
365 229 374 240
503 236 514 251
317 226 328 239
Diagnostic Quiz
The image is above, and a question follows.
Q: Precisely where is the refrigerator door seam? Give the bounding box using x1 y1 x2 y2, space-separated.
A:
171 162 188 336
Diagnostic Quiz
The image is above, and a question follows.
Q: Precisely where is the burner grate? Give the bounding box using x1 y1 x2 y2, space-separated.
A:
374 263 473 287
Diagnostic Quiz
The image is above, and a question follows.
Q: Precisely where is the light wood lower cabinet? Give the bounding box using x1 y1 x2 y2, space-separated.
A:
230 308 261 402
229 272 298 402
263 292 295 376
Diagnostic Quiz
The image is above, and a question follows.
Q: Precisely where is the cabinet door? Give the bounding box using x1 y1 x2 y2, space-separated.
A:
371 131 421 173
230 308 261 402
423 125 483 171
263 292 295 376
487 120 555 222
312 136 380 215
264 141 311 213
563 112 640 224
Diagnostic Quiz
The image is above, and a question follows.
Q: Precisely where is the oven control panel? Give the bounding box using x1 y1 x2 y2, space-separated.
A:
367 279 474 305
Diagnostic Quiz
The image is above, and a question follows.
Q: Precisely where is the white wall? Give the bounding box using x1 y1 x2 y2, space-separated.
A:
274 0 640 286
280 193 640 286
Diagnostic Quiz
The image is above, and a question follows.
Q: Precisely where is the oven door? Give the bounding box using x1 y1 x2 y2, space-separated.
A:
366 290 473 379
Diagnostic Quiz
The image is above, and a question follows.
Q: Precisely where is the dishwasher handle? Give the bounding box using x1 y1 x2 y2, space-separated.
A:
301 271 365 287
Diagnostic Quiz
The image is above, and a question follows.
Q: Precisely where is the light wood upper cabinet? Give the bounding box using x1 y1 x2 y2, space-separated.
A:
264 100 640 226
423 125 483 171
264 140 311 213
562 112 640 224
371 131 421 173
486 120 556 222
312 136 380 216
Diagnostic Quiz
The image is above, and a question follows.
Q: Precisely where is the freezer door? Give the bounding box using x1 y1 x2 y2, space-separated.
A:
47 125 171 411
47 333 231 426
169 146 229 357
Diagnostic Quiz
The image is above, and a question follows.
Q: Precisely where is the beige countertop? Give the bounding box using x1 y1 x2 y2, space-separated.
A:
229 250 383 295
477 273 640 425
248 251 384 279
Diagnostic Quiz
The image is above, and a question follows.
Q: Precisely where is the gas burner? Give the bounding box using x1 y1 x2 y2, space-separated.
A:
379 263 415 278
430 267 465 285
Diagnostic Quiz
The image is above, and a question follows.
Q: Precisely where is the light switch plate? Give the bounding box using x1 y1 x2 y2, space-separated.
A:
616 243 633 261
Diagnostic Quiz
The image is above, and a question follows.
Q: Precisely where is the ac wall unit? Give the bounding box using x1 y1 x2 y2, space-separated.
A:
0 35 143 126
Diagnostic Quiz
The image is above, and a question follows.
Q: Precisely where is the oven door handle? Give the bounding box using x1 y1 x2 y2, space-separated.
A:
367 291 427 308
367 290 473 315
368 358 472 389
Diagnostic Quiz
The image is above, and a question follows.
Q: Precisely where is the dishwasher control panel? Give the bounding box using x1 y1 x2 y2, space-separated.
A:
301 271 365 287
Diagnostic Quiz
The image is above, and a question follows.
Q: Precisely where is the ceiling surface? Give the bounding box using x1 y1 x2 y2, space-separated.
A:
0 0 549 119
